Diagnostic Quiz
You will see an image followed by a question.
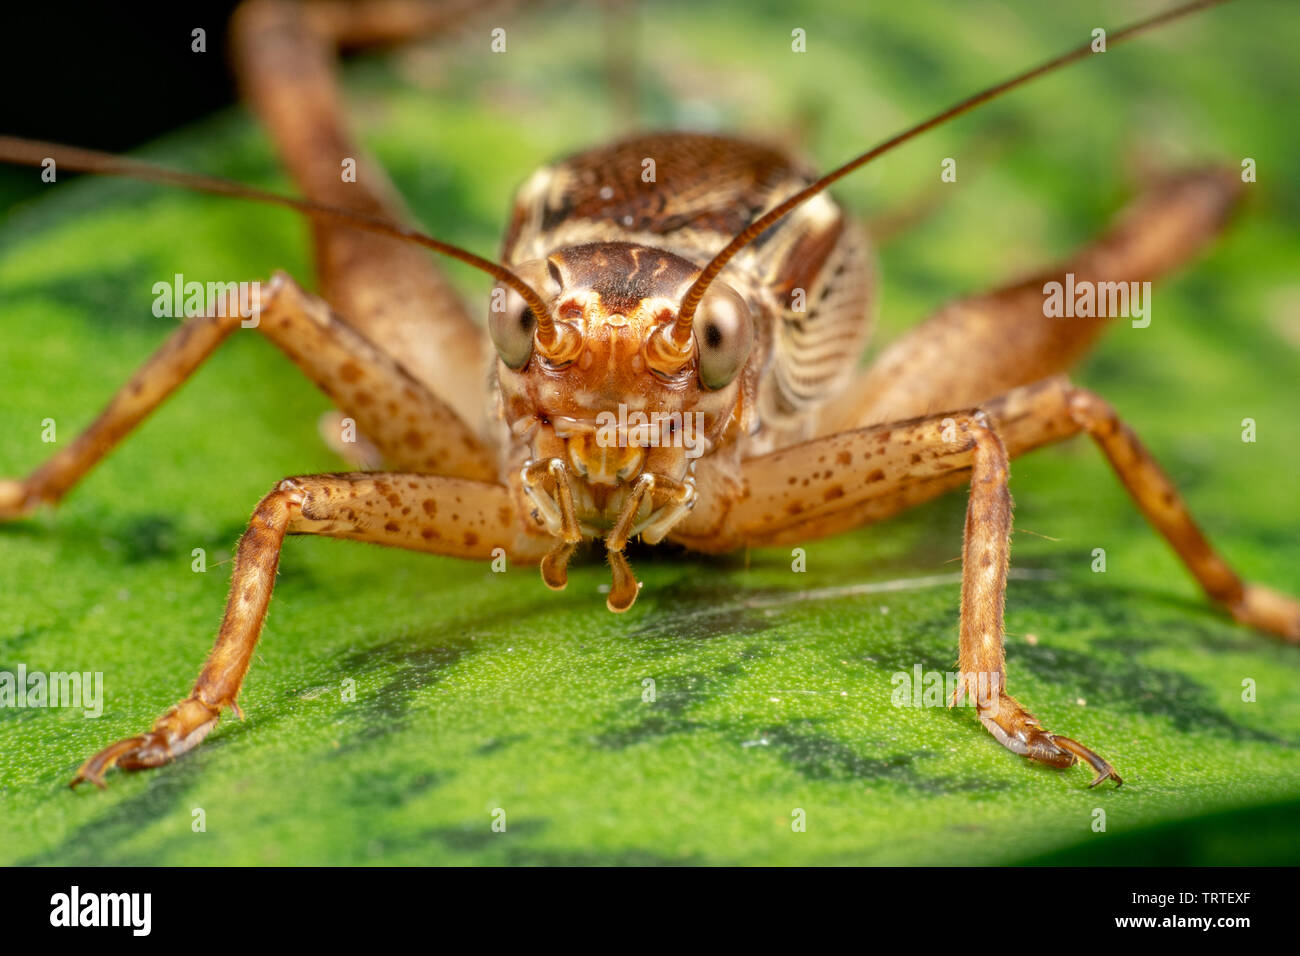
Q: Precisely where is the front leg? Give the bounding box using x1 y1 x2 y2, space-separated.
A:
956 414 1120 786
677 399 1121 785
680 376 1300 783
73 472 548 787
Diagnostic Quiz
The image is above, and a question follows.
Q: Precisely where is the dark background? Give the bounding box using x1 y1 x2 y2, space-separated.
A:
1 3 244 202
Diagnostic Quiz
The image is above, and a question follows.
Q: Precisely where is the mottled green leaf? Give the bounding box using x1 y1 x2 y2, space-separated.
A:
2 0 1298 865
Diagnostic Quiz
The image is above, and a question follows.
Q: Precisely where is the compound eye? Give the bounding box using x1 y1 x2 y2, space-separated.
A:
696 284 753 390
489 294 537 369
488 259 560 369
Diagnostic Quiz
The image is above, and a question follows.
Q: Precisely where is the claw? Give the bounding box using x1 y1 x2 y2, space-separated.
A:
1023 729 1078 770
1051 734 1124 788
70 697 221 788
71 735 149 789
981 693 1123 787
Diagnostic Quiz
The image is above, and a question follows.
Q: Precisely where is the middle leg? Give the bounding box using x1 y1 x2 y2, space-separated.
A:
685 397 1121 785
0 272 496 520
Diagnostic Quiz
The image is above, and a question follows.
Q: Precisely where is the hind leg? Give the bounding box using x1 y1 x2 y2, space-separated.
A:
819 167 1243 431
231 0 524 432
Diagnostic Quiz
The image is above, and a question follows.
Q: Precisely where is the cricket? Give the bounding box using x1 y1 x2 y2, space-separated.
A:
1 0 1294 793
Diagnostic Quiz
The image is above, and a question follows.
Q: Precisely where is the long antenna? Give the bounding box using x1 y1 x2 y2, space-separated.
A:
0 136 557 340
671 0 1232 344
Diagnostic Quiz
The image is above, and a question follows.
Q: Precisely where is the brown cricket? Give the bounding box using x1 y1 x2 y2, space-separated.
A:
1 0 1294 790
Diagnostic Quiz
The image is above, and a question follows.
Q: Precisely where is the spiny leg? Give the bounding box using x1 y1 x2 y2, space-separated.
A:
696 377 1300 640
73 471 548 787
0 273 494 519
6 0 523 512
252 273 497 479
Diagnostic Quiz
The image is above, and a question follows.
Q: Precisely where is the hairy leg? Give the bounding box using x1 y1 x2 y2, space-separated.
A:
73 470 548 786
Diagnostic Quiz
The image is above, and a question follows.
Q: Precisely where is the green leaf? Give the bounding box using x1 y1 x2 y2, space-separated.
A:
2 0 1299 865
